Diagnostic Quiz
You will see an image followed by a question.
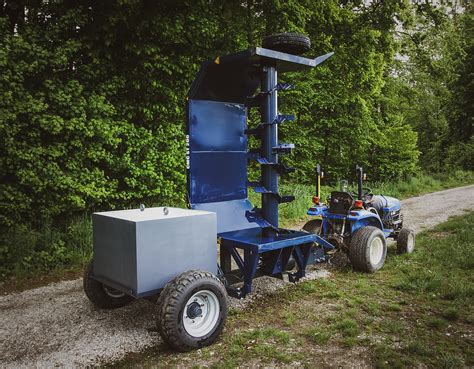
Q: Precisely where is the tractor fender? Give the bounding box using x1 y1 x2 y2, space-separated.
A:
348 210 384 233
307 205 327 216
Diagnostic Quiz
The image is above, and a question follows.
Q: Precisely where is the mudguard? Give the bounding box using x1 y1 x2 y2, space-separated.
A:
307 205 327 216
347 210 384 233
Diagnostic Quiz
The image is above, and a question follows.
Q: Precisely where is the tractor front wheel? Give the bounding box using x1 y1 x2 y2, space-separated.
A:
157 270 228 352
349 226 387 273
397 228 415 254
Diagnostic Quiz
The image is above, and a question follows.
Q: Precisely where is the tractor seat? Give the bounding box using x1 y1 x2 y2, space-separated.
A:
328 191 354 214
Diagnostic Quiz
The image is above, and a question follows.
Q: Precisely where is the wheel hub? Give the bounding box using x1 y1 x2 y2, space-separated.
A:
186 302 203 319
183 290 220 338
369 237 384 265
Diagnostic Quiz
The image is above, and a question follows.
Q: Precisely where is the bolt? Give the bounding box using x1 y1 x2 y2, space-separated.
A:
192 320 195 323
200 304 204 307
185 315 188 319
194 298 197 302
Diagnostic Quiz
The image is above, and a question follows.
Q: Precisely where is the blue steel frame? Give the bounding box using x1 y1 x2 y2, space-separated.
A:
187 46 333 298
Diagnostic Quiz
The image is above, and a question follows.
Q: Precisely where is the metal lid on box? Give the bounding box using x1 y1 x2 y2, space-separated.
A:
93 207 214 222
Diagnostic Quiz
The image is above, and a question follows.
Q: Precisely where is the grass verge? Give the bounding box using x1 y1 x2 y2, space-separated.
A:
112 211 474 368
1 170 473 284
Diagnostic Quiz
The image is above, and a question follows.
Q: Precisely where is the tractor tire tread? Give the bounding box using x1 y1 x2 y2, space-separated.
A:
303 219 322 234
262 32 311 55
397 228 415 254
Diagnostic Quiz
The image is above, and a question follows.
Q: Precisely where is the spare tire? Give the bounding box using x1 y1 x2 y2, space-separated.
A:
262 33 311 55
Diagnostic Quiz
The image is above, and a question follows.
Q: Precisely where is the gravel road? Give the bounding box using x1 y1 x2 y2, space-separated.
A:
1 185 473 368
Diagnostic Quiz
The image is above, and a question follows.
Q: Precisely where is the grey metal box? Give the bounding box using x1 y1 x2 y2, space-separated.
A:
92 207 217 297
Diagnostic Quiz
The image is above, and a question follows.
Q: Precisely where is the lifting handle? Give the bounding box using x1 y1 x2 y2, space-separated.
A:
315 164 323 199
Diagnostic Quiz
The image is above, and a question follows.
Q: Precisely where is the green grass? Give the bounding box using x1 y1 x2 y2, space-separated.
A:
112 211 474 368
250 170 474 227
1 170 473 282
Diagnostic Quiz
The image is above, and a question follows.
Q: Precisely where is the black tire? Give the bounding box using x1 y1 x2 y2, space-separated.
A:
83 261 134 309
157 270 228 352
349 226 387 273
262 32 311 55
397 228 415 254
303 219 322 234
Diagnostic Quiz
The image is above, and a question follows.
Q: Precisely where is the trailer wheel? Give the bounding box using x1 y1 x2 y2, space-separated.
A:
397 228 415 254
83 261 134 309
157 270 228 352
262 33 311 55
303 219 322 234
349 226 387 273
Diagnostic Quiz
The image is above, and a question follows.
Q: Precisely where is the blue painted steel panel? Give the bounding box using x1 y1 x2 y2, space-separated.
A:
188 100 248 205
190 152 247 203
192 199 259 234
219 227 317 252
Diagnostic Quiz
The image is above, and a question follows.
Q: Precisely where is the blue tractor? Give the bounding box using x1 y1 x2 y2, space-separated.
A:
303 165 415 272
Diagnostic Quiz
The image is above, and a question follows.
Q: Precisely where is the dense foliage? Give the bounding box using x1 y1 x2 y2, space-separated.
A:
0 1 472 276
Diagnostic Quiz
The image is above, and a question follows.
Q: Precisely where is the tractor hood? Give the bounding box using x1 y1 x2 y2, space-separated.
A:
370 195 401 212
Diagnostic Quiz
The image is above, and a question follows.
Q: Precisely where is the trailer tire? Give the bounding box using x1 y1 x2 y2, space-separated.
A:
397 228 415 254
157 270 228 352
303 219 322 234
349 226 387 273
83 261 134 309
262 33 311 55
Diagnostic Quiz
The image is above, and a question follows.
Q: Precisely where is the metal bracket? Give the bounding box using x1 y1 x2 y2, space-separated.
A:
271 114 294 125
246 84 294 107
276 194 295 204
247 149 260 160
263 83 294 94
272 143 295 154
245 114 295 135
254 158 295 174
245 209 274 228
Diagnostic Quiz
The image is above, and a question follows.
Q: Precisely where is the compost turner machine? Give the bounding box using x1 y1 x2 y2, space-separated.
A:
83 33 334 351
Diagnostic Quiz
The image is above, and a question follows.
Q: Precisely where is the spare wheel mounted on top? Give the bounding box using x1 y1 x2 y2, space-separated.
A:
262 32 311 55
156 270 228 352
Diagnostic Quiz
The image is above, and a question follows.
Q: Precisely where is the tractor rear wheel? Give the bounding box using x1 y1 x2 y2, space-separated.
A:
262 33 311 55
349 226 387 273
397 228 415 254
157 270 228 352
302 219 322 234
83 261 134 309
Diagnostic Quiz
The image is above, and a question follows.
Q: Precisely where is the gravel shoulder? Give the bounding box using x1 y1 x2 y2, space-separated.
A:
1 185 473 368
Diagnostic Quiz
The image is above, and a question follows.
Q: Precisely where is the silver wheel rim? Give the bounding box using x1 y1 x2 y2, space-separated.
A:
183 290 220 338
102 285 126 298
406 233 415 253
369 237 384 265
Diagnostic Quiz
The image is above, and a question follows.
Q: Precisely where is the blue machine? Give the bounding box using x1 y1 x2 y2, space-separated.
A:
187 47 334 297
84 37 342 352
304 165 415 272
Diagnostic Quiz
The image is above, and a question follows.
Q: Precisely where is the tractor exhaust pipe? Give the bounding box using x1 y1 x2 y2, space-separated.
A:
356 165 363 200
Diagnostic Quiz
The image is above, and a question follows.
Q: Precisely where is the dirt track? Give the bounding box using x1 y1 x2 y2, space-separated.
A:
1 185 473 368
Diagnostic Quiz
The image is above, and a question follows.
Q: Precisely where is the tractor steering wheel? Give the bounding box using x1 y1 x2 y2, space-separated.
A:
350 187 373 199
